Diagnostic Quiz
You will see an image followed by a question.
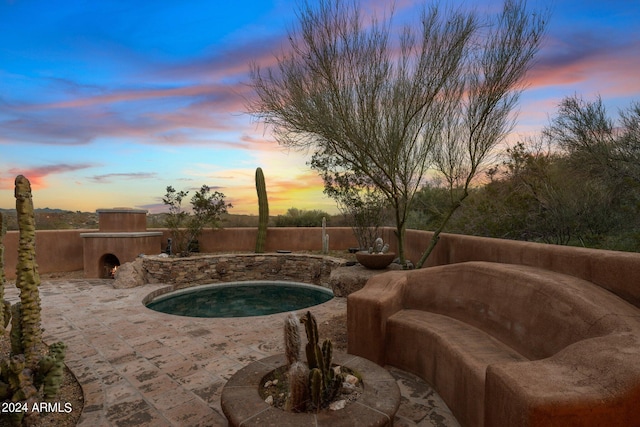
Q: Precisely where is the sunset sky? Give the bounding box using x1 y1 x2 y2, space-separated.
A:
1 0 639 215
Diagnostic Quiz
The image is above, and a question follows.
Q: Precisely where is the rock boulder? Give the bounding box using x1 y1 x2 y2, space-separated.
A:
113 257 146 289
329 263 402 297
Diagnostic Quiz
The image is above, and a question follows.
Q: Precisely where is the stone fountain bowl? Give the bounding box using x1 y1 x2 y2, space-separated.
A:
355 251 396 270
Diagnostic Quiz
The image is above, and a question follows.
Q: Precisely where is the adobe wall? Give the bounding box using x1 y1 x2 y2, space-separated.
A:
401 229 640 308
1 227 359 279
2 226 638 309
97 208 148 232
81 232 163 278
3 230 87 280
154 227 360 253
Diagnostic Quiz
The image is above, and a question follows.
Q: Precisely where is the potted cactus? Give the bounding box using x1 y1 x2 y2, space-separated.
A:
355 237 396 269
269 311 351 413
221 311 400 426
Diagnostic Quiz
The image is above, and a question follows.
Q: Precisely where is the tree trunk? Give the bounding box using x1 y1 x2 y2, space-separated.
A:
416 192 468 269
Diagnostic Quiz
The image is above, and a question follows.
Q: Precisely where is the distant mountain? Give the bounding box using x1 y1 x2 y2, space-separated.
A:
0 209 98 231
37 207 75 213
0 207 77 213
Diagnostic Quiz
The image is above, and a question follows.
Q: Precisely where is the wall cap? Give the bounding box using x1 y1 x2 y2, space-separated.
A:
80 232 163 238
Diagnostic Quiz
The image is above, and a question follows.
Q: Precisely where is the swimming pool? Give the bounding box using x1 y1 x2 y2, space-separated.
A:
145 280 334 318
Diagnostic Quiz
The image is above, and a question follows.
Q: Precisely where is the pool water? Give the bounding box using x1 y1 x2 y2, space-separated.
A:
145 281 334 318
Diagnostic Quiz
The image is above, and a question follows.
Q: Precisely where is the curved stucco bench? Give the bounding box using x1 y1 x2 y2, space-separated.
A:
347 261 640 427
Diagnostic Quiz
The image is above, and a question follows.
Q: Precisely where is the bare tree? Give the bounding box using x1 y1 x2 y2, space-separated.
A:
545 95 640 186
250 0 547 267
415 0 547 267
314 153 389 250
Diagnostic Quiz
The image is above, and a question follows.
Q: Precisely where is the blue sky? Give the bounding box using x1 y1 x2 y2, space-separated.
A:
1 0 639 214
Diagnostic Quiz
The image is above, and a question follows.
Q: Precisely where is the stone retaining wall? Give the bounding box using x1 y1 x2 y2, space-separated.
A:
143 253 347 290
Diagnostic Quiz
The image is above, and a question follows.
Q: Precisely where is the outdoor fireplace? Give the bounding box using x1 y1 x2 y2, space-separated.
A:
80 208 162 278
100 253 121 279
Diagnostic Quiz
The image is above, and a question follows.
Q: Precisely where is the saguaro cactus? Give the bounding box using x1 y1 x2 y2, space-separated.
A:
14 175 43 368
0 176 67 426
0 211 6 332
255 167 269 253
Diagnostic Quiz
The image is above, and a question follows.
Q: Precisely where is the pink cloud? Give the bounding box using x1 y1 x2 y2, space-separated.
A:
2 163 95 190
158 34 287 82
34 83 232 110
0 83 252 148
526 35 640 96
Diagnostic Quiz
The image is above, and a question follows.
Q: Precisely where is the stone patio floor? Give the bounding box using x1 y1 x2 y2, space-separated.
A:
6 279 460 427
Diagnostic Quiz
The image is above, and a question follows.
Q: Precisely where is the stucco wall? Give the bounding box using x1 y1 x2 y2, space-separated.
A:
97 209 148 232
402 229 640 308
2 226 638 309
3 229 87 279
81 232 163 278
154 227 360 253
1 227 360 279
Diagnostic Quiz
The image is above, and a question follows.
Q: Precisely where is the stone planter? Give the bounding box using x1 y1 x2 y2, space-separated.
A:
355 251 396 270
221 353 400 427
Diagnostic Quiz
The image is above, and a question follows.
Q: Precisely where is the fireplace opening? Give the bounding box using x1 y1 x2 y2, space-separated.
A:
100 253 120 279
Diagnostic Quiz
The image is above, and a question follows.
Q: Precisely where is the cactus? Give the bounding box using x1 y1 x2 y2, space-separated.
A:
369 237 389 254
302 311 322 370
10 302 23 355
322 339 332 369
0 211 6 332
284 313 301 367
309 368 322 410
2 300 9 329
1 354 39 425
255 167 269 253
283 314 309 412
300 311 345 412
321 339 332 387
35 341 67 400
284 361 309 412
14 175 43 368
0 176 67 425
321 217 329 254
280 311 347 412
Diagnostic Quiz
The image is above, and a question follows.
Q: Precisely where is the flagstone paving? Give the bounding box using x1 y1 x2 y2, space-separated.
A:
6 279 459 427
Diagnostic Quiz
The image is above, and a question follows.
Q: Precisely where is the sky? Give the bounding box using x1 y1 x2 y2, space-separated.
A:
1 0 639 215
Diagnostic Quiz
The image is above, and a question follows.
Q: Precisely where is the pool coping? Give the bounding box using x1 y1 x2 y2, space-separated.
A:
143 280 334 305
144 280 335 318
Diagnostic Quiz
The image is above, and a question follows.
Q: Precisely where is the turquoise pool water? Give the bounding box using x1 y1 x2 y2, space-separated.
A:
145 281 334 318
